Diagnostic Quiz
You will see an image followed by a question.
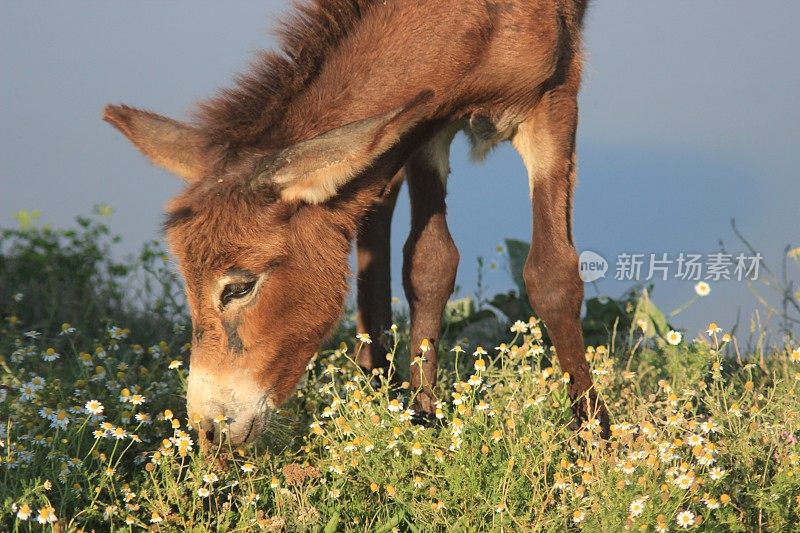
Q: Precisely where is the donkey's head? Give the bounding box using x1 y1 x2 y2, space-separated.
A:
103 99 426 445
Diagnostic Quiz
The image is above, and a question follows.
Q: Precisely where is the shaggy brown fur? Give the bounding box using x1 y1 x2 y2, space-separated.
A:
104 0 609 445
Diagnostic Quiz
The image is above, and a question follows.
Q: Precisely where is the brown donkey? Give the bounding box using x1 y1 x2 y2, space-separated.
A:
104 0 609 445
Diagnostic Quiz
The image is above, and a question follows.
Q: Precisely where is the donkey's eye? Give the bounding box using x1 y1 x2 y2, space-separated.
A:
221 281 257 306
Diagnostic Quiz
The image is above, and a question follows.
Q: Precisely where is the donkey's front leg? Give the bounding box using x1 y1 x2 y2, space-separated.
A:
402 131 459 416
356 171 403 372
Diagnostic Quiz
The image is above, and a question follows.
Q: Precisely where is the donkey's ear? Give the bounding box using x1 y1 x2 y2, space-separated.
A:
103 104 206 182
253 92 432 204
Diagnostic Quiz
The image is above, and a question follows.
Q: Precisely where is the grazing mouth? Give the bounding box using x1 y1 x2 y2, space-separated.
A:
240 406 272 444
187 366 274 448
196 407 271 451
220 395 273 446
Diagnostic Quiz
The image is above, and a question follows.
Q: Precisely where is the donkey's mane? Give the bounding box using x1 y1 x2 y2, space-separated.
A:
195 0 376 159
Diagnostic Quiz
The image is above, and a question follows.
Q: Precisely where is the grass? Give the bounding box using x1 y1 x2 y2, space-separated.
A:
1 212 799 531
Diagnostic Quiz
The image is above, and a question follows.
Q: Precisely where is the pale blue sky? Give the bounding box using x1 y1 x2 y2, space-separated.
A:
1 1 798 339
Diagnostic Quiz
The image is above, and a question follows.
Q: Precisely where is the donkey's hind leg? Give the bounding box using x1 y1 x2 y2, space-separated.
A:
356 170 404 372
512 87 611 439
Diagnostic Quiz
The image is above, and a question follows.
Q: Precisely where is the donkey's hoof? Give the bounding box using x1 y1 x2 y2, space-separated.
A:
410 410 438 428
571 399 611 441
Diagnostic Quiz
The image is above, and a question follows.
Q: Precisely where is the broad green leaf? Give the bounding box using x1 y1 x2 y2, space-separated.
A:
489 290 532 322
376 510 404 533
323 511 340 533
445 297 475 322
631 288 670 339
504 238 530 296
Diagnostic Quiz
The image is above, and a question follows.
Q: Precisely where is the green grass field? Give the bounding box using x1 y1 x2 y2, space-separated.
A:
1 212 798 531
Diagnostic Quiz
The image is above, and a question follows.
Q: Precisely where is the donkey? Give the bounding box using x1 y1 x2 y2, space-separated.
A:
104 0 610 445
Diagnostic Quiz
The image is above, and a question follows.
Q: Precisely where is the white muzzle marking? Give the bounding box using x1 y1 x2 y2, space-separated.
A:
186 366 273 444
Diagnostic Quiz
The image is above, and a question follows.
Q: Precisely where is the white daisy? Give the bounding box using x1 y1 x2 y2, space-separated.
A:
676 509 695 529
694 281 711 296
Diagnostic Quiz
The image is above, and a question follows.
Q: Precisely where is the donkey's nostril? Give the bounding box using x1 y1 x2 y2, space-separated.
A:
192 414 219 447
